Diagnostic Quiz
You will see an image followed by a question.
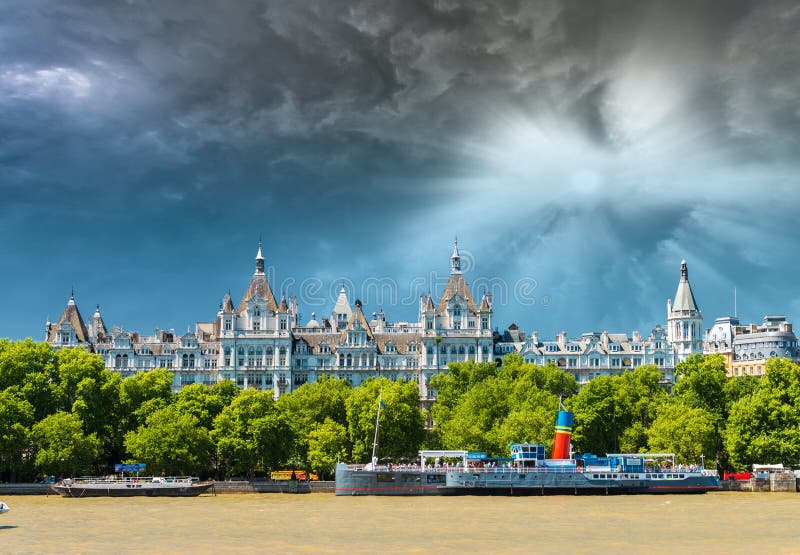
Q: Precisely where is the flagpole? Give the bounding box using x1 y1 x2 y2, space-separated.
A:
371 390 382 465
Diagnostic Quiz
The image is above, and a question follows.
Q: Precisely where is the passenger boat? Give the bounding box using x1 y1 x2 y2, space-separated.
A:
336 406 720 496
0 501 9 514
51 476 213 498
443 445 720 495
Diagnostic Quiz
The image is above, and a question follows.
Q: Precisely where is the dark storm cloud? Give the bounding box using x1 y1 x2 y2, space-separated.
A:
2 0 800 338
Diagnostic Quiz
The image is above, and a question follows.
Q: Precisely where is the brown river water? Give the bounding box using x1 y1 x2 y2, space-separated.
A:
1 492 798 554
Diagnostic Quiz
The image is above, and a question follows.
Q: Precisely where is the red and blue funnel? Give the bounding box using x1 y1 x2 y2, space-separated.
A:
551 410 574 459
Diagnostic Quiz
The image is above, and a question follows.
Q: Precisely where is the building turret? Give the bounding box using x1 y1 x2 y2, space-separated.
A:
255 239 265 275
451 238 462 274
667 259 703 361
238 241 278 313
332 284 353 331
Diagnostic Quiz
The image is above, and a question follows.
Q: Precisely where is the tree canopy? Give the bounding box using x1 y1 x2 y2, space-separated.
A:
2 339 799 480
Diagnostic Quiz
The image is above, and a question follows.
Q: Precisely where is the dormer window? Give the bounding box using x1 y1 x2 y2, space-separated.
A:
386 342 396 353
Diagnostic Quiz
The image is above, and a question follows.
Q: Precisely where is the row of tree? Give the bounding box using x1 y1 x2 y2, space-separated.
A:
429 353 800 471
2 339 799 481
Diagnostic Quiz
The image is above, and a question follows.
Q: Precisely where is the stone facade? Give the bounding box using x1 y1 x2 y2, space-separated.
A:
704 315 799 377
45 245 717 395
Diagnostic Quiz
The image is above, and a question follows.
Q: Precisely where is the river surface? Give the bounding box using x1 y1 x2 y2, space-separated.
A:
1 492 798 554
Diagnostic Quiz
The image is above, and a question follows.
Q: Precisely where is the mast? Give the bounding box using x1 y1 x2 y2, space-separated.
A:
371 390 383 465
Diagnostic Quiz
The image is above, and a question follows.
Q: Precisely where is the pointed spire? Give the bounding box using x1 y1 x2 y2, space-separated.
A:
68 287 75 306
255 239 265 275
671 259 699 313
450 238 461 274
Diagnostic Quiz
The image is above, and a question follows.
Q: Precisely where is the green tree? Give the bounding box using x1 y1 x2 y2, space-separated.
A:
674 354 729 421
724 358 800 469
119 369 174 432
174 383 227 429
570 365 665 454
210 379 240 407
307 418 348 479
569 376 620 454
647 400 716 464
0 339 57 391
277 376 351 462
212 389 292 478
346 378 425 462
31 411 100 477
0 390 35 481
124 405 213 476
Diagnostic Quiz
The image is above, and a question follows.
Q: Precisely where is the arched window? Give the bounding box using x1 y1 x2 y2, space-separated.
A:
122 354 128 368
450 346 457 355
458 346 465 355
189 354 195 368
468 346 475 355
182 354 189 368
115 354 122 368
346 354 353 367
266 346 274 355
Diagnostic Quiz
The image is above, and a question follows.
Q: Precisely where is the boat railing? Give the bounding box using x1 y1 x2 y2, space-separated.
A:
450 466 578 474
65 476 199 485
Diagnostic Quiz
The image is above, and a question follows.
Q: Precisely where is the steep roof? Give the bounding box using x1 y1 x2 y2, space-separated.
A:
48 295 89 342
671 260 700 313
342 300 374 341
436 273 478 314
91 305 108 338
238 273 278 313
332 286 353 319
424 296 435 311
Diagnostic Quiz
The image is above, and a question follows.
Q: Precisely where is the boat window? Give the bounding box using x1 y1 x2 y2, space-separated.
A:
426 474 445 484
401 474 420 483
376 473 395 483
680 474 685 478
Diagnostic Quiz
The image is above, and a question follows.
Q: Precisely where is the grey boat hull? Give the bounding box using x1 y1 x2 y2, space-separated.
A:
51 482 213 497
444 470 719 495
335 464 447 496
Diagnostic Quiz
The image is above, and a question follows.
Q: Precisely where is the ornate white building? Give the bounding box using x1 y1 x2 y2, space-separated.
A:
493 260 706 385
45 246 709 394
45 240 493 398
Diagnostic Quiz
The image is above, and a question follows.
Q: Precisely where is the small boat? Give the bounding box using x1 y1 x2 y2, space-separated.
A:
51 476 213 498
0 501 9 514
